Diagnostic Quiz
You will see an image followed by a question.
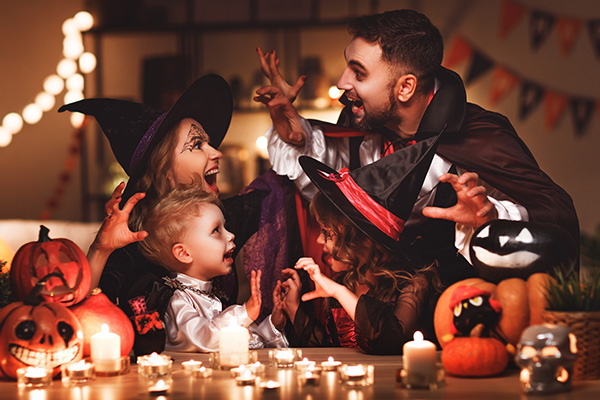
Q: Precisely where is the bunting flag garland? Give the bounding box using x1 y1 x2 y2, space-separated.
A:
499 0 526 39
500 0 600 59
443 34 600 136
544 91 568 130
589 19 600 58
557 17 582 57
39 117 88 220
519 81 544 120
530 10 555 51
570 98 595 136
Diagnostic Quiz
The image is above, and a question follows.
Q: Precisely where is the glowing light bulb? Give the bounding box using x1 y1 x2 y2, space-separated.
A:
70 112 85 128
63 35 84 59
57 58 78 79
0 127 12 147
64 90 84 105
43 75 64 95
79 52 97 74
74 11 94 31
23 104 43 125
66 74 84 91
256 135 267 150
328 86 341 100
3 113 23 134
62 18 78 36
35 92 55 112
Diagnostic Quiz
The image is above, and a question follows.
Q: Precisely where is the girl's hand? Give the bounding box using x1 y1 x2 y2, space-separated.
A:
256 47 305 103
294 257 341 301
91 182 148 253
245 270 262 321
422 172 498 228
280 268 302 321
271 281 286 332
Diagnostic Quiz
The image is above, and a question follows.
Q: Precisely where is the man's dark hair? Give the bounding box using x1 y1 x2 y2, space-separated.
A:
348 9 443 95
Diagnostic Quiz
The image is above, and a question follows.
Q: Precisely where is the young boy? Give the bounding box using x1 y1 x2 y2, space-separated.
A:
139 186 288 352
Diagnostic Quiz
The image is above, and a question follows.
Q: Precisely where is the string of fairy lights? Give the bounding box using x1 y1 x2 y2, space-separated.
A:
0 11 96 148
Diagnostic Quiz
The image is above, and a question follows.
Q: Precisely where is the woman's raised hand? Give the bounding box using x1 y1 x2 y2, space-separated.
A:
92 182 148 253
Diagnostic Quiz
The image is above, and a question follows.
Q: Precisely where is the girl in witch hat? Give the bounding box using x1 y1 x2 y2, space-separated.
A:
59 74 270 355
278 134 449 354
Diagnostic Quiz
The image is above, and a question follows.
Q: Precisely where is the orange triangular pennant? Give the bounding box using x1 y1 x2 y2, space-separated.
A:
557 17 582 57
544 91 568 130
489 67 518 106
499 0 527 39
443 35 472 69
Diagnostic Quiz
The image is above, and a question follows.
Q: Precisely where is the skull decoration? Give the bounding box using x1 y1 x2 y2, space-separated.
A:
515 324 578 394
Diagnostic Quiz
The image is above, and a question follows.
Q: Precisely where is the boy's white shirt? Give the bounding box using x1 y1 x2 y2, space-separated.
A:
164 272 288 352
265 119 528 264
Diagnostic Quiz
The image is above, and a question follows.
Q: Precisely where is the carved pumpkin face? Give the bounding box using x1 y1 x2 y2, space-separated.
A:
0 301 83 379
10 226 91 306
469 220 577 283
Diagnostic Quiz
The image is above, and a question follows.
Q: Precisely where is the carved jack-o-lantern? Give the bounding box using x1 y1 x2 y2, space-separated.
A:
469 220 577 283
0 299 84 379
10 225 91 306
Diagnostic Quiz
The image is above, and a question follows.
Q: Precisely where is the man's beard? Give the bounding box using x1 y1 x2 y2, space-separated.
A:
350 89 399 132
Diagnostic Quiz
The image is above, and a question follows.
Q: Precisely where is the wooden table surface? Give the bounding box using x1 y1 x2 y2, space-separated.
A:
2 347 599 399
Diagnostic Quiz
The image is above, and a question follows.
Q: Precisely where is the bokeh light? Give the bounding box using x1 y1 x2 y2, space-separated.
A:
3 113 23 134
23 103 43 125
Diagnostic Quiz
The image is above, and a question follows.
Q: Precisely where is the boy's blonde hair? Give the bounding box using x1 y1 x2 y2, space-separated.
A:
139 185 221 270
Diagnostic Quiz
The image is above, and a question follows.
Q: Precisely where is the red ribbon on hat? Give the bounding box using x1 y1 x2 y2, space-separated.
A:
320 168 404 241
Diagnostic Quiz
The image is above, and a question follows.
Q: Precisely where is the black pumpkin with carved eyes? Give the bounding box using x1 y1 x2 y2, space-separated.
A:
469 220 577 283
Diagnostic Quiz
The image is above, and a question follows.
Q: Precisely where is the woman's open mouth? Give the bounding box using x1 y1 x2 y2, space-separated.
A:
205 167 219 193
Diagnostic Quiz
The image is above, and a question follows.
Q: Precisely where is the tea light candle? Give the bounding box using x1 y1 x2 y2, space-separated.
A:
192 366 213 379
138 352 172 377
182 359 202 373
321 356 342 371
259 380 281 390
17 366 52 388
298 369 321 386
235 369 257 386
270 348 298 367
61 360 95 383
294 357 316 371
147 378 171 394
340 364 374 386
218 324 249 367
90 324 121 373
402 331 437 373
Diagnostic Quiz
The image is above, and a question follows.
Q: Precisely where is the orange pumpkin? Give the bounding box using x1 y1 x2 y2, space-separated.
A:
434 273 552 348
70 288 135 357
0 300 84 380
441 337 509 377
10 225 91 307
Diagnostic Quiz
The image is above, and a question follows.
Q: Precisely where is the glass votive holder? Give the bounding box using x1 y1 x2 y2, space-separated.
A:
396 362 445 390
230 362 265 378
321 356 342 372
339 364 374 386
94 356 130 376
191 366 213 379
294 357 316 371
268 348 302 368
61 360 95 384
259 379 281 391
235 370 257 386
181 359 203 374
297 369 322 386
209 350 258 369
17 367 53 388
137 353 172 378
146 376 173 395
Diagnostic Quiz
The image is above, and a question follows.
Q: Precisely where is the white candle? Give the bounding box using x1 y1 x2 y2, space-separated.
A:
294 357 316 371
182 359 202 372
90 324 121 373
218 324 249 367
402 331 437 373
273 349 295 366
321 356 342 371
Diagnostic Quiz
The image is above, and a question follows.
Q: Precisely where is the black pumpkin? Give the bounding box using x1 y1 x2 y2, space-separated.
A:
469 220 576 283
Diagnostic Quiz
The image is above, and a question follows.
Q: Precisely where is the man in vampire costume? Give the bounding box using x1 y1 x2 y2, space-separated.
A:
254 9 579 287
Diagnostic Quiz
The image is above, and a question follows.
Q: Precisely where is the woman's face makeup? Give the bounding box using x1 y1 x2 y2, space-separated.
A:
168 118 222 193
316 223 351 273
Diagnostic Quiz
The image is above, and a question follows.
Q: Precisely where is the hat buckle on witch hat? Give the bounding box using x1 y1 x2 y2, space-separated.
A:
299 127 445 253
58 74 233 201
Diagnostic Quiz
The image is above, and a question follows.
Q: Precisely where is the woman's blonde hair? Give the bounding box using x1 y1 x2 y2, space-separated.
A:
309 191 440 302
138 186 220 270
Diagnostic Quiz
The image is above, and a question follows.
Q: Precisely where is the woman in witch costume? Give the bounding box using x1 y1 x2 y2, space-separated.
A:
278 134 453 354
59 74 268 355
